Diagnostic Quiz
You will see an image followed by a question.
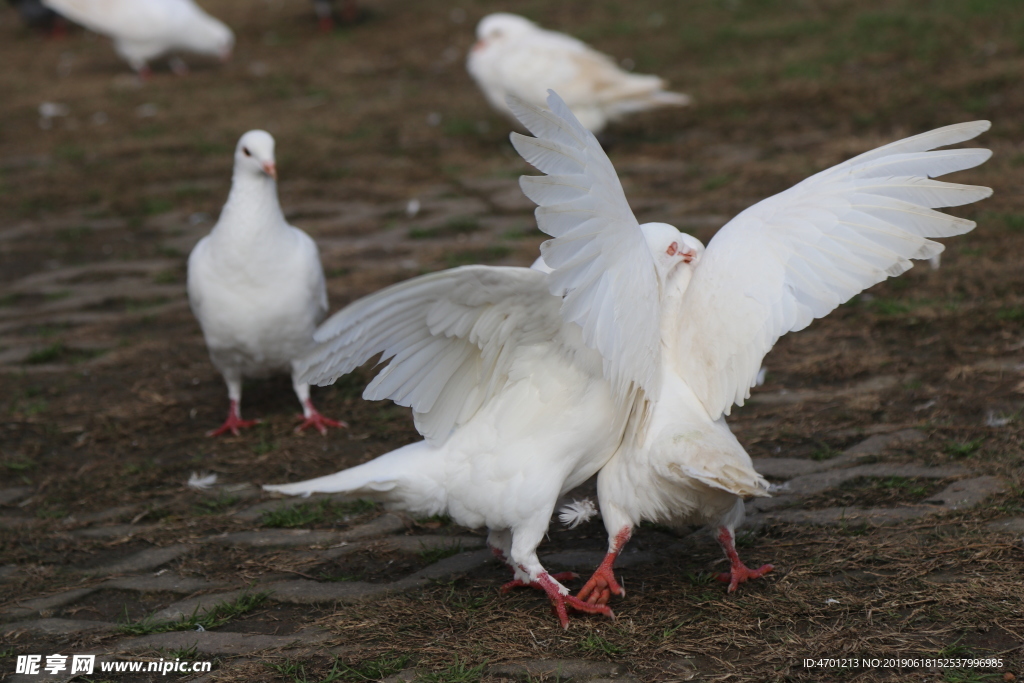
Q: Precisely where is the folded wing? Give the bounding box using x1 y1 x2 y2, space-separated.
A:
675 121 993 419
297 266 570 444
509 90 662 402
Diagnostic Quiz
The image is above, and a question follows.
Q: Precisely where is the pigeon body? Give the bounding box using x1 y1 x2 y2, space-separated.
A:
187 131 343 437
509 92 992 605
41 0 233 73
467 13 690 133
265 265 634 627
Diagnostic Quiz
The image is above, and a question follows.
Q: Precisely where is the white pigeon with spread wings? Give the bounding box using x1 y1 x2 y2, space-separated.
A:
188 131 344 438
264 265 637 628
41 0 233 75
467 13 690 134
509 91 992 605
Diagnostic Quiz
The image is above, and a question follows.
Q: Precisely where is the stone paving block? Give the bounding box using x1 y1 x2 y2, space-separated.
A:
107 573 227 594
986 516 1024 534
541 549 655 572
925 476 1007 510
85 544 190 577
209 528 348 548
751 463 966 512
2 618 117 635
752 429 928 480
115 629 332 656
378 534 483 553
71 524 159 539
0 587 99 622
0 486 32 505
150 589 248 623
762 505 936 527
488 659 626 681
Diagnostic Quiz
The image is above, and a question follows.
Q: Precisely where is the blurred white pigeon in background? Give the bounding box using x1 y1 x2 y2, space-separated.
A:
41 0 233 76
509 91 992 606
264 265 637 628
467 13 690 134
187 131 345 438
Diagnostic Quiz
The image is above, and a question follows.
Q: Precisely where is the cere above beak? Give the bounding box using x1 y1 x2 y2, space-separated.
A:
262 162 277 181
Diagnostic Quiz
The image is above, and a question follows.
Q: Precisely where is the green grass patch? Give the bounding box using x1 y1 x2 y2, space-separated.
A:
334 653 409 681
260 499 378 528
417 657 486 683
24 342 102 365
417 541 463 564
192 493 240 515
118 591 270 635
946 439 983 458
577 633 624 656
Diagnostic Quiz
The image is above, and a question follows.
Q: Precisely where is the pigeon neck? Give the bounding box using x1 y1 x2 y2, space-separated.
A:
220 170 286 234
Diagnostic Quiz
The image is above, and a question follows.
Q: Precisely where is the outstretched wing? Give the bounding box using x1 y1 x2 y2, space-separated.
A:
297 266 571 444
675 122 992 419
509 90 661 402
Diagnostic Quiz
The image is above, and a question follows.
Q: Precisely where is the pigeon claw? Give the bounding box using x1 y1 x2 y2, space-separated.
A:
207 401 259 437
295 401 347 435
502 572 611 628
717 563 775 593
576 563 624 606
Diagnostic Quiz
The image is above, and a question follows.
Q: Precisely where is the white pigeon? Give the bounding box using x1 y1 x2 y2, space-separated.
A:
508 91 992 606
264 265 639 628
187 130 345 438
41 0 234 75
467 13 691 134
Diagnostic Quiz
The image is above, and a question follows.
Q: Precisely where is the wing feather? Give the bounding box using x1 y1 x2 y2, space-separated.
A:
298 266 571 443
509 91 662 401
675 122 992 418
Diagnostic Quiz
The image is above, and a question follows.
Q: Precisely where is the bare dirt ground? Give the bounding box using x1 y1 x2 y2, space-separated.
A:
1 0 1023 681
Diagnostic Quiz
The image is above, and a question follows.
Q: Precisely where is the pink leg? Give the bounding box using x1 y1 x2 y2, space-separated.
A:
577 526 631 605
715 527 774 593
294 399 347 435
318 15 334 32
501 571 578 592
207 400 259 437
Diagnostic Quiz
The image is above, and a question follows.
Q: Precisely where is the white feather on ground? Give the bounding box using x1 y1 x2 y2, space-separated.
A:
467 13 690 133
509 91 992 604
41 0 233 74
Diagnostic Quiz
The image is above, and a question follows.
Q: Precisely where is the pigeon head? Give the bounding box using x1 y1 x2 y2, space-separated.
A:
235 130 277 181
474 13 535 51
641 222 704 280
185 13 235 62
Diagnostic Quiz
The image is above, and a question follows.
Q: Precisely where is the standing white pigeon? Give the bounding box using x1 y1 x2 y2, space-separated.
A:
264 265 639 628
508 92 992 606
187 130 345 438
467 13 690 134
41 0 233 76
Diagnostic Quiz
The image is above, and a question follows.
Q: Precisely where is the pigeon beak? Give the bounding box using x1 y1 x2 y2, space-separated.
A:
471 39 486 52
219 48 232 63
263 162 277 181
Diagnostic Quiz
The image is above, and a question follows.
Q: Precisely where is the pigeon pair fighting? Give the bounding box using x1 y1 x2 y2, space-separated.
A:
467 13 691 134
40 0 233 75
264 92 992 626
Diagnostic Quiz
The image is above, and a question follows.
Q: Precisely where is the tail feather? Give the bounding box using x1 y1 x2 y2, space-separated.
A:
262 442 441 510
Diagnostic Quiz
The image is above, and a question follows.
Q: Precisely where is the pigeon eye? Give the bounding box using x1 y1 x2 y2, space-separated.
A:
666 242 678 256
242 147 251 157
